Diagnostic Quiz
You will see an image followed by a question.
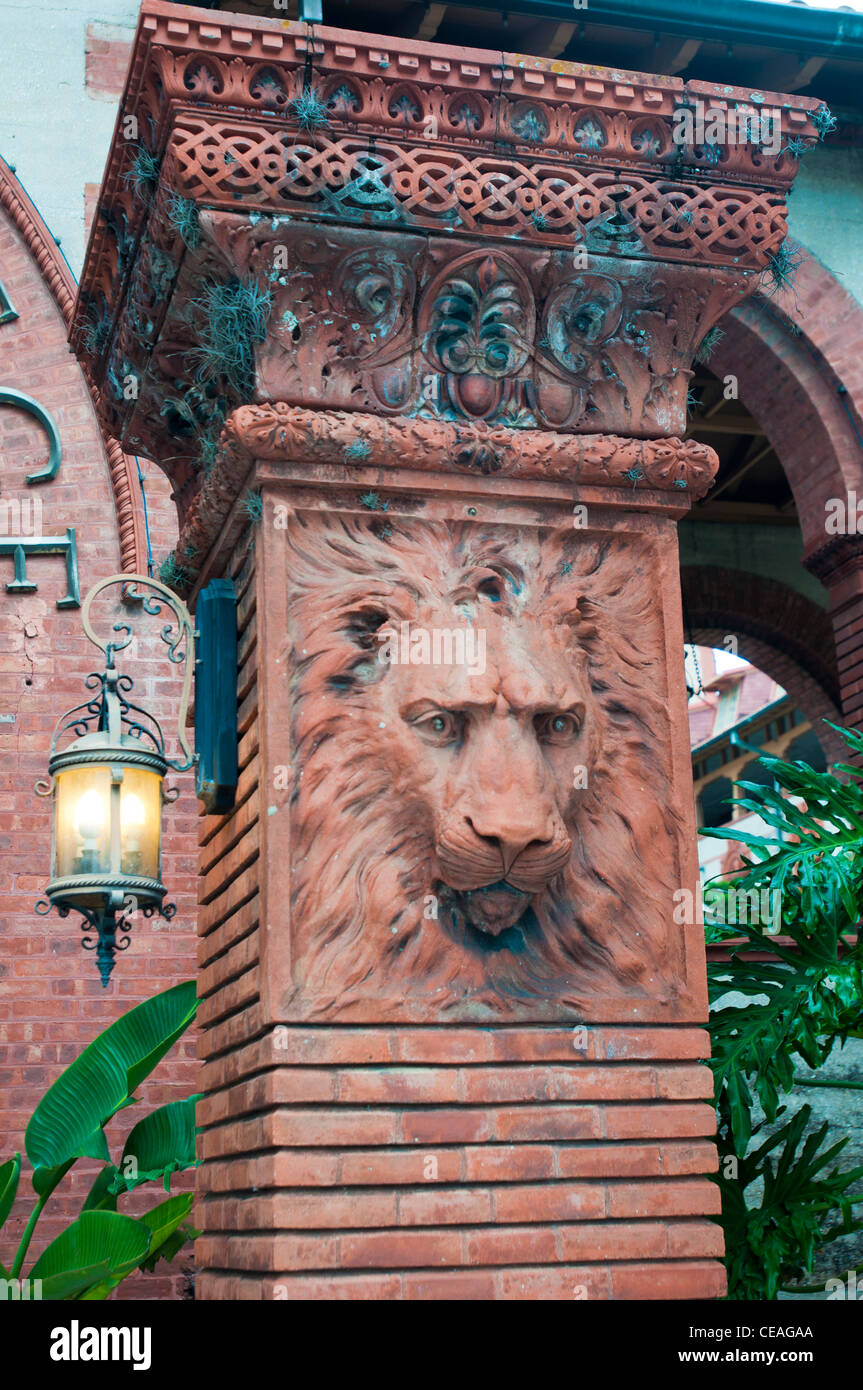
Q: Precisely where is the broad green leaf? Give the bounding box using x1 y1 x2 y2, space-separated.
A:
112 1097 200 1194
78 1193 195 1300
30 1210 151 1300
81 1164 119 1213
0 1154 21 1233
25 981 197 1194
136 1191 195 1268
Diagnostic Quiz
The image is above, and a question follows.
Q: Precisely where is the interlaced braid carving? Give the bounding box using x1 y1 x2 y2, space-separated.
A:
169 120 787 268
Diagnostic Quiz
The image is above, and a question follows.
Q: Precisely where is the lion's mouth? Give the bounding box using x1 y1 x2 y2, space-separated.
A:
446 880 533 937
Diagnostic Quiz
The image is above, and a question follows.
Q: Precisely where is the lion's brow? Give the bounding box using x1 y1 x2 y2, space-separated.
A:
420 693 583 717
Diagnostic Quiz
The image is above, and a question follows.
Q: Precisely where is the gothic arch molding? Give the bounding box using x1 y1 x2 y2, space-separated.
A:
710 253 863 563
0 155 142 571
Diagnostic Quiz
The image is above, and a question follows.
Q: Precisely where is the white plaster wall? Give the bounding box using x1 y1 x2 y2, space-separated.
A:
788 144 863 311
0 0 140 274
1 0 861 304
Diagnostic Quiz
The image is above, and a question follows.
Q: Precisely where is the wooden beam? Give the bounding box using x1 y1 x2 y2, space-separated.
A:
708 439 775 501
651 35 702 76
692 501 799 524
759 53 827 95
545 21 577 59
417 3 447 41
386 3 447 41
688 416 767 436
520 19 576 58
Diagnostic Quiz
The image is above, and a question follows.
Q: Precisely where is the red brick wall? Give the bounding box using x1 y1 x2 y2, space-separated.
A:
0 178 200 1298
85 23 134 103
196 1023 723 1300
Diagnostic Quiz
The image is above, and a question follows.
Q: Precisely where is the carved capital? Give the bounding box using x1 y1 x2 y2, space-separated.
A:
172 405 717 574
70 1 818 530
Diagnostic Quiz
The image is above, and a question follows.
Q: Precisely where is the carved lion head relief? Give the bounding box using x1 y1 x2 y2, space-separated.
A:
285 514 685 1019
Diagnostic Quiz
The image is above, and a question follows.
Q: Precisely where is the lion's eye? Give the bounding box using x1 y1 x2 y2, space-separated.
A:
537 712 581 745
413 711 462 746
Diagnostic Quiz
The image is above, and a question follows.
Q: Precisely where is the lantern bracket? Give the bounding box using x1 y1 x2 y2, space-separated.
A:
74 573 196 773
35 893 177 987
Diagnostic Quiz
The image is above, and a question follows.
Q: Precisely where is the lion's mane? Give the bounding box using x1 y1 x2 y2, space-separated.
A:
284 512 684 1019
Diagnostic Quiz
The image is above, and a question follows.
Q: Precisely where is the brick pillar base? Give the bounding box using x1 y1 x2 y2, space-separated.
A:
195 1024 722 1300
190 415 725 1299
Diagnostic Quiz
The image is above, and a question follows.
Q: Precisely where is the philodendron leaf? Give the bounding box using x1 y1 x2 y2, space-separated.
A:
112 1097 201 1195
0 1154 21 1232
81 1164 119 1214
29 1210 151 1301
25 981 197 1195
78 1193 195 1300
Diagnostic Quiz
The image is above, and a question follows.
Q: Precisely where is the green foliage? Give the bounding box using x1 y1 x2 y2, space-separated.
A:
166 192 201 250
782 137 811 161
157 553 191 592
702 723 863 1297
122 145 161 202
289 87 330 131
695 326 724 364
29 1211 151 1301
160 384 227 475
344 439 372 462
111 1096 200 1195
717 1107 863 1300
763 240 807 297
1 983 198 1299
188 277 272 399
240 489 264 524
0 1155 21 1231
812 104 837 140
359 489 388 511
82 308 111 357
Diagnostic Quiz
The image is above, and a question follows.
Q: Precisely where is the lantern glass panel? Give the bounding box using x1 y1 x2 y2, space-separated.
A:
119 767 162 879
54 765 112 878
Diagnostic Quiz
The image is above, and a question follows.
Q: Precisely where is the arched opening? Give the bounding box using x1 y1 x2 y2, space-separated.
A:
679 252 863 749
698 776 734 830
689 645 829 881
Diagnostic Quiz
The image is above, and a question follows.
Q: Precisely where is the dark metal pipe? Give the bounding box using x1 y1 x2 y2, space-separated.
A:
443 0 863 62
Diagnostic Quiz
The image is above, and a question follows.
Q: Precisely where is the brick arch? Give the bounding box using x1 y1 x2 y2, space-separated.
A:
681 565 845 763
0 154 143 571
709 252 863 561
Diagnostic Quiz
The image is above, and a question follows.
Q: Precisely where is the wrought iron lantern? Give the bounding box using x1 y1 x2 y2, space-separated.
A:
35 575 195 985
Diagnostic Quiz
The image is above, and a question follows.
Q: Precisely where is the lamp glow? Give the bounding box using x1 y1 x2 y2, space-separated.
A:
35 574 196 985
74 788 106 841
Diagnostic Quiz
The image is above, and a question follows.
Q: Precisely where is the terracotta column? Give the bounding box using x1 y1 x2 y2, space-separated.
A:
73 1 820 1299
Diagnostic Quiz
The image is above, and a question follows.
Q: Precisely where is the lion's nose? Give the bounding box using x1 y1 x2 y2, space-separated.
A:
465 812 554 875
